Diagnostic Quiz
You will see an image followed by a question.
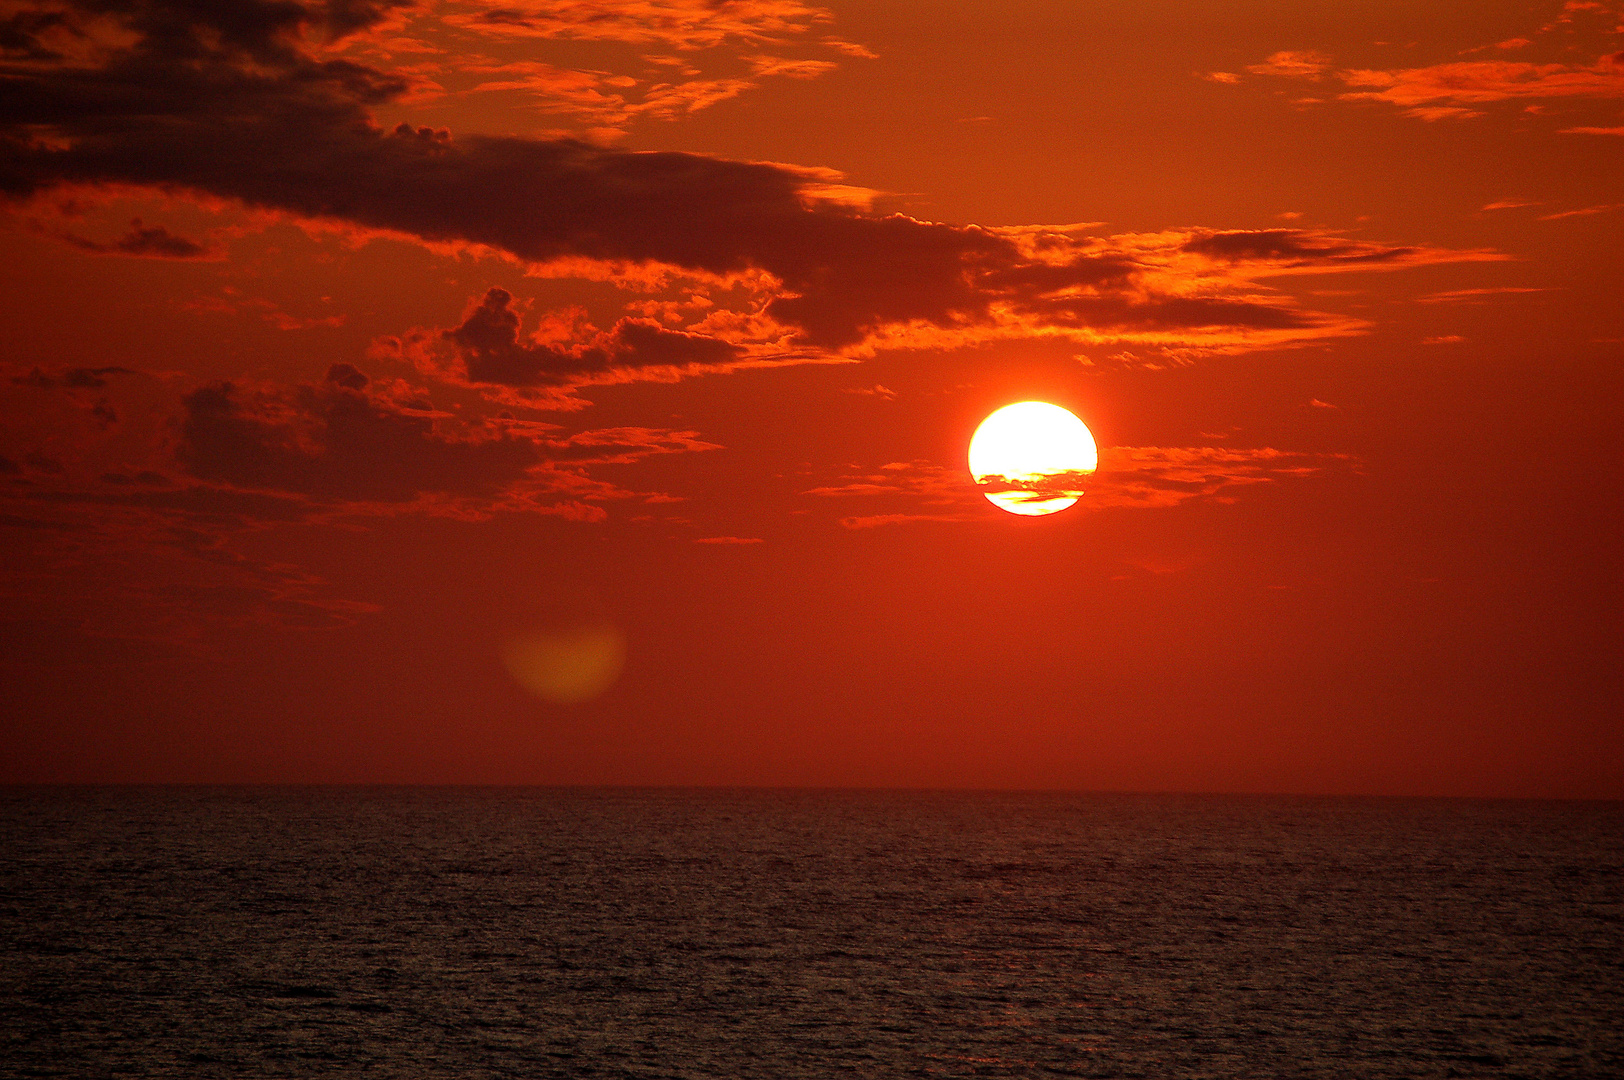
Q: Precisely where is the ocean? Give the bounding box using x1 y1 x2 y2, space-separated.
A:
2 788 1620 1077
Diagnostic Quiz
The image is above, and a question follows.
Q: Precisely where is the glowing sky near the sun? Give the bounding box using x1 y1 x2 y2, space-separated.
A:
0 0 1619 796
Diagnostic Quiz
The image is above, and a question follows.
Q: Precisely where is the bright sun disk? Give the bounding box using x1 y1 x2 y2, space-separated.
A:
968 401 1098 516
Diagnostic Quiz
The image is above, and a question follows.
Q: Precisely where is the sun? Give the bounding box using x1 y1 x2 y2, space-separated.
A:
968 401 1098 516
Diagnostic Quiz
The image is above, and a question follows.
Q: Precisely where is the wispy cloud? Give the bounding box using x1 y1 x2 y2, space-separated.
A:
1246 51 1331 78
807 446 1356 524
335 0 871 138
1228 3 1624 125
1537 203 1624 219
1415 286 1547 303
438 0 842 50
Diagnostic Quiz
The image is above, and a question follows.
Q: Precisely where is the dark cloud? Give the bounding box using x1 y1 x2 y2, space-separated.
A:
11 365 135 388
446 288 610 386
1182 230 1416 266
99 470 170 485
612 318 741 369
0 8 70 61
977 257 1137 294
162 367 714 513
975 469 1096 502
61 218 210 258
32 481 314 523
175 375 544 503
2 354 714 529
324 362 368 391
2 0 1489 361
1020 293 1317 332
0 509 78 528
445 288 742 387
89 397 116 428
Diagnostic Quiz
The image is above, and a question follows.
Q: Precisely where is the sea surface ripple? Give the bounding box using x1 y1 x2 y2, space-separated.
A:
2 788 1621 1077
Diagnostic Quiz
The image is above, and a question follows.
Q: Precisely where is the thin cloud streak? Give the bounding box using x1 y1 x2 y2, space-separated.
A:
807 446 1355 525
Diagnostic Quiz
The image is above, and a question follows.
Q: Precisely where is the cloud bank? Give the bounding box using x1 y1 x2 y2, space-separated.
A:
2 0 1493 382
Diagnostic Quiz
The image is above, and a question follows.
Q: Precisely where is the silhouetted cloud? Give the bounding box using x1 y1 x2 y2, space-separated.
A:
57 218 211 258
175 374 543 504
3 352 722 539
973 469 1095 509
1181 230 1418 266
168 364 716 514
442 287 740 386
1 0 1495 373
11 365 135 388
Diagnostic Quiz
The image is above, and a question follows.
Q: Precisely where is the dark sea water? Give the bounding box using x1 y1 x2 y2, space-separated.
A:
2 789 1621 1078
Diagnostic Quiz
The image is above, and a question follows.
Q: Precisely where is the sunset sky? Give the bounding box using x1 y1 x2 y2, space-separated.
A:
2 0 1620 795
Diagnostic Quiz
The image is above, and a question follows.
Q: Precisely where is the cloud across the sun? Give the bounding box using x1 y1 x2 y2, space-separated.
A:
807 447 1354 529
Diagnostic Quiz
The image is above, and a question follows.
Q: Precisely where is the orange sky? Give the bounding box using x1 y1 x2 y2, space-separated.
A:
1 0 1620 795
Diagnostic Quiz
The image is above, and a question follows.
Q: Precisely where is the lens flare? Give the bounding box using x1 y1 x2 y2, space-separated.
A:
502 623 625 704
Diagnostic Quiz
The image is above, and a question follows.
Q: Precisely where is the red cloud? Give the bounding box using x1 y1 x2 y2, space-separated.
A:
2 0 1497 374
1237 7 1624 125
440 0 838 50
1338 59 1624 117
345 0 867 139
1246 51 1332 78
